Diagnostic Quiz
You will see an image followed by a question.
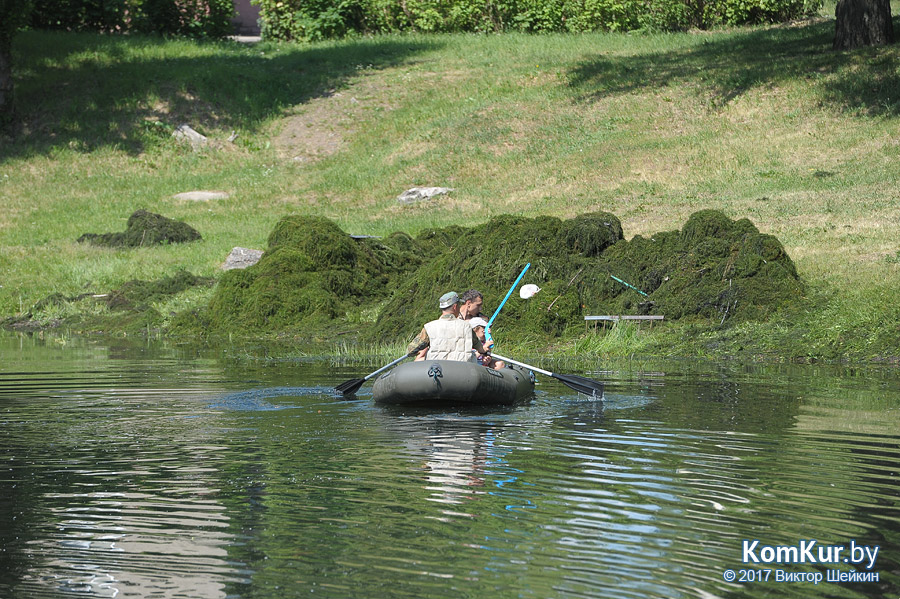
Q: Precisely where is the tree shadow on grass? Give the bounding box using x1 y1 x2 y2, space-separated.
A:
567 17 900 115
2 31 440 160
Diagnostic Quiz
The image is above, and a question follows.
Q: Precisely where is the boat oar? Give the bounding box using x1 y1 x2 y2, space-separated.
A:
492 353 605 398
334 354 410 395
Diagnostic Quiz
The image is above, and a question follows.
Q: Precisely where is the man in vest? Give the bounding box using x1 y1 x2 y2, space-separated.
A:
407 291 493 362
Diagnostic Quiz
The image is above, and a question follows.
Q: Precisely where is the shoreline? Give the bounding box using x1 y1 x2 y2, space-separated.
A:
3 315 898 368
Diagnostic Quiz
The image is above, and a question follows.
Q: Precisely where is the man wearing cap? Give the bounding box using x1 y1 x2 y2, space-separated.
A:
407 292 493 362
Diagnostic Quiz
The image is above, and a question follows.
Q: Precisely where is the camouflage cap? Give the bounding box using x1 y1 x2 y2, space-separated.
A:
438 291 460 309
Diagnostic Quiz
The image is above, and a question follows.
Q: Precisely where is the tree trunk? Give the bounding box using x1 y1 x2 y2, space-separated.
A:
834 0 894 50
0 34 12 126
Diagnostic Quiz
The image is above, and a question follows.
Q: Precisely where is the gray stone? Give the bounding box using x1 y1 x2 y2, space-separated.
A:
174 191 230 201
397 187 454 204
222 247 263 270
173 124 208 148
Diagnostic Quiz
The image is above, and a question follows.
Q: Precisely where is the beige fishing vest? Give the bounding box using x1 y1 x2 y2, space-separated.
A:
424 317 475 362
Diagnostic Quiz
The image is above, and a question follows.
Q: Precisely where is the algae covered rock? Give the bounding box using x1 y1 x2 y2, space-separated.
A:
78 210 202 247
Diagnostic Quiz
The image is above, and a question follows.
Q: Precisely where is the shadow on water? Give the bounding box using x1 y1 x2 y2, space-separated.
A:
375 401 524 419
4 31 440 159
567 17 900 115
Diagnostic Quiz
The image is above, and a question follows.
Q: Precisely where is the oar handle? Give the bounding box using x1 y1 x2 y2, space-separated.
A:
610 274 648 297
491 353 553 377
364 354 410 381
485 263 530 342
493 353 604 396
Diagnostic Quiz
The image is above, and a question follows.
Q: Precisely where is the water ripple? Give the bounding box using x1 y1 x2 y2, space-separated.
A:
2 339 899 599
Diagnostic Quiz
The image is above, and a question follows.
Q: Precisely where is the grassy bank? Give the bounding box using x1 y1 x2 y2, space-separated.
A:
1 20 899 362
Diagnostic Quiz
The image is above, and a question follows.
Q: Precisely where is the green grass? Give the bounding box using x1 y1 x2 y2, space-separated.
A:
1 22 899 362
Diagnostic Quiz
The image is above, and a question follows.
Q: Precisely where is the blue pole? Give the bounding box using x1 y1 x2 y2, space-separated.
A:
610 274 648 297
485 263 530 342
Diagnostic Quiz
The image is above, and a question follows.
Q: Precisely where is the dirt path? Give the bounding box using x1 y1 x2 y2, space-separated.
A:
271 74 400 163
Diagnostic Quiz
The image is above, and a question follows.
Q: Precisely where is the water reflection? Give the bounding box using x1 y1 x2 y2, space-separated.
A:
10 415 244 598
411 424 490 511
1 333 899 599
380 410 538 518
28 490 235 598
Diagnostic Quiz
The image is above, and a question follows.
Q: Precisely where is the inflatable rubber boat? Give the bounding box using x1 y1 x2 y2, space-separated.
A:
372 360 535 406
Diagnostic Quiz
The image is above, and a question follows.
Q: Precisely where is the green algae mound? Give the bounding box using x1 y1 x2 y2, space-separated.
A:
191 209 803 342
78 210 202 247
204 215 422 331
369 209 803 343
591 210 803 322
369 211 626 341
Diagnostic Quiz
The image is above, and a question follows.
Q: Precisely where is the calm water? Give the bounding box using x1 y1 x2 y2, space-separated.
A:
1 333 898 599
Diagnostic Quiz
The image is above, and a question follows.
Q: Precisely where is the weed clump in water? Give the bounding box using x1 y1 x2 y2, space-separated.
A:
2 270 214 334
78 210 202 247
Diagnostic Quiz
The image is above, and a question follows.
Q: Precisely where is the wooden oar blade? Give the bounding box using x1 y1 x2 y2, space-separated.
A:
334 378 365 395
553 373 605 398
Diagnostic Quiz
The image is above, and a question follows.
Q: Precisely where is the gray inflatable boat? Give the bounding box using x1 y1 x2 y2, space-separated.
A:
372 360 535 406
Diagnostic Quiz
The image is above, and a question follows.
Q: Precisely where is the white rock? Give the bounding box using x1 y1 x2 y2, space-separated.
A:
397 187 454 204
173 124 208 147
173 191 230 201
222 247 263 270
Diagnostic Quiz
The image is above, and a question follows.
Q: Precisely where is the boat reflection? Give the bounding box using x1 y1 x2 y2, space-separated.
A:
375 404 541 520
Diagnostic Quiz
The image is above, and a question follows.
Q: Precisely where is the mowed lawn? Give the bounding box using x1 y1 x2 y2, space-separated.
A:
1 19 898 359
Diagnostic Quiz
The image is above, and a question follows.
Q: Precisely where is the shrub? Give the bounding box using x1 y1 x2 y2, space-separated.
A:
250 0 822 41
29 0 233 37
139 0 234 37
30 0 129 32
